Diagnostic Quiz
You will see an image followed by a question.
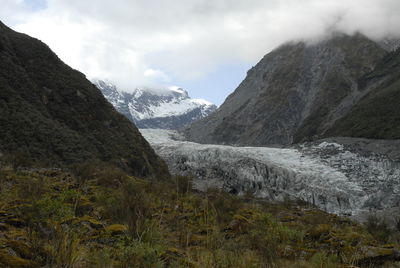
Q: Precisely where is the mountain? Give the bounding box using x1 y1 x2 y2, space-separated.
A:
95 80 217 129
379 38 400 52
184 33 393 146
326 47 400 139
0 21 168 178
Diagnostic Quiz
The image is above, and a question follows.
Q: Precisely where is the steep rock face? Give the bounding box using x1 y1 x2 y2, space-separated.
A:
326 47 400 139
95 80 217 129
185 33 387 146
141 129 400 216
0 21 169 178
379 38 400 52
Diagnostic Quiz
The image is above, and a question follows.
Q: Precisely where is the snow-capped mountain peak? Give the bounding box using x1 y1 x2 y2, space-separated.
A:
169 86 188 96
94 80 217 129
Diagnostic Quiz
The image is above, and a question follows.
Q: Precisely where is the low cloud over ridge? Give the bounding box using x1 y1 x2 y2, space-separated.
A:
2 0 400 94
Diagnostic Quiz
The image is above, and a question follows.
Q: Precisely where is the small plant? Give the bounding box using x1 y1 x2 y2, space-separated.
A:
47 225 83 268
173 175 193 195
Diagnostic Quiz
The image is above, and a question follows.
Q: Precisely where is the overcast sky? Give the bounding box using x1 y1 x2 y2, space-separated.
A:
2 0 400 105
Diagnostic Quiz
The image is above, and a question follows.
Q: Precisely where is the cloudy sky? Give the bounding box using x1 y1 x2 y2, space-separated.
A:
2 0 400 105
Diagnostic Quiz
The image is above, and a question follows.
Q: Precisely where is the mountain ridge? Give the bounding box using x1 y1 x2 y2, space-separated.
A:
95 80 217 129
184 33 396 146
0 21 169 178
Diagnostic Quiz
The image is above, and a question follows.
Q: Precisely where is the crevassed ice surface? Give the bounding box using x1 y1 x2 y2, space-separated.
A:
140 129 400 216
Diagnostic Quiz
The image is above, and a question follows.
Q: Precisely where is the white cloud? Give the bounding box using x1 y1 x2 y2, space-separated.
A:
144 69 170 83
2 0 400 92
0 0 30 25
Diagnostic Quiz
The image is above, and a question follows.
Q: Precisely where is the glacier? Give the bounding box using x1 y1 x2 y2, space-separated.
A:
140 129 400 217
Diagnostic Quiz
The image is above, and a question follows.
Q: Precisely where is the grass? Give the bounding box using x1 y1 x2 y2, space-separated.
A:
0 163 400 267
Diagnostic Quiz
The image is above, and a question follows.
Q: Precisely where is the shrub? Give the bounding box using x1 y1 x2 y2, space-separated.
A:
0 153 4 170
172 175 193 195
115 239 165 268
309 252 338 268
86 248 113 268
248 214 281 265
47 225 83 268
96 178 151 238
365 214 391 243
395 217 400 233
71 161 98 186
207 189 241 224
0 169 6 193
95 165 127 188
16 175 47 200
18 194 74 227
3 151 32 171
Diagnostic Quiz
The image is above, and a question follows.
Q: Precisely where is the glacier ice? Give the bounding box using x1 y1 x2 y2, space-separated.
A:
140 129 400 217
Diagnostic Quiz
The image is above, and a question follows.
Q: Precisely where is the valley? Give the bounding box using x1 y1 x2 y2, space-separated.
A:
1 1 400 264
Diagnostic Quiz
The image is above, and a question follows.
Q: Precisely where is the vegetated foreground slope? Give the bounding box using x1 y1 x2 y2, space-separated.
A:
1 167 400 267
0 21 168 178
95 80 217 129
185 33 395 146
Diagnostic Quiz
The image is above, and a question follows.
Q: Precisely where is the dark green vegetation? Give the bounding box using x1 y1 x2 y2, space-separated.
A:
327 48 400 139
1 163 400 267
0 21 168 178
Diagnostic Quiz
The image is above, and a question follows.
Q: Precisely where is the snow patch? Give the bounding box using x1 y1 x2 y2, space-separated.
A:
96 79 217 129
132 98 214 120
169 86 185 94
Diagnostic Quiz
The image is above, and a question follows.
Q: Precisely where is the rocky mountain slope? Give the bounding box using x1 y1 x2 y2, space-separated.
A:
0 21 168 178
379 38 400 52
141 129 400 217
327 47 400 139
95 80 217 129
184 33 397 146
